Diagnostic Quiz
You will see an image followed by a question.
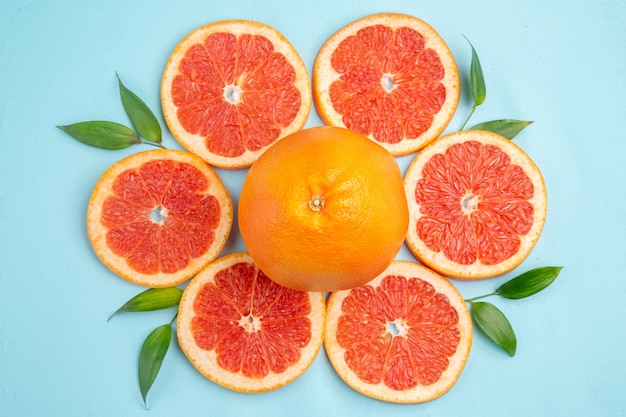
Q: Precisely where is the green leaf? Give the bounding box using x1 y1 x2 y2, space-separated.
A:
57 121 141 150
471 301 517 356
470 119 534 139
117 73 162 144
139 323 172 407
108 287 183 321
497 266 563 299
465 37 486 106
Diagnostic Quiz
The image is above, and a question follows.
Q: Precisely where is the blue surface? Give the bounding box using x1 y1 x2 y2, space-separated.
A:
1 0 625 416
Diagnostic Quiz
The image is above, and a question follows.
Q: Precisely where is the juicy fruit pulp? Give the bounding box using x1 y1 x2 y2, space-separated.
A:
324 261 472 403
404 130 547 279
87 150 233 288
161 20 312 168
238 126 409 292
313 13 460 156
177 253 325 392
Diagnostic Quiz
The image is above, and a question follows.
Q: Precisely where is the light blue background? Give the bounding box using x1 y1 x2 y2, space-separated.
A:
1 0 625 416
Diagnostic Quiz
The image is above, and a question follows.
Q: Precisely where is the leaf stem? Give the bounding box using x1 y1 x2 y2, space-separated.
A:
464 291 497 302
141 139 167 149
460 105 477 130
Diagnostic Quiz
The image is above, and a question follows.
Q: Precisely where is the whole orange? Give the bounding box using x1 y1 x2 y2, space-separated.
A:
238 126 409 292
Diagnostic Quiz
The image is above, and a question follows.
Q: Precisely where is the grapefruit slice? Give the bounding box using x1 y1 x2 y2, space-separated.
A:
177 252 326 393
324 261 472 403
404 130 547 279
87 149 233 288
161 20 312 168
313 13 460 156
